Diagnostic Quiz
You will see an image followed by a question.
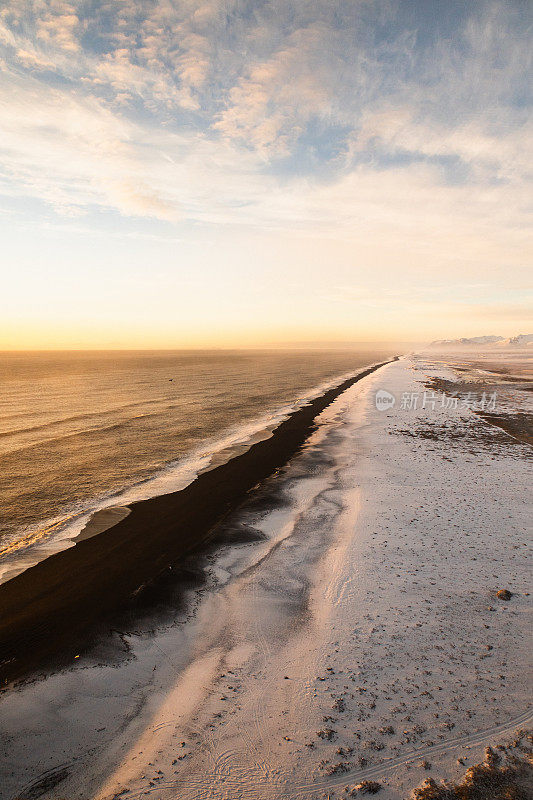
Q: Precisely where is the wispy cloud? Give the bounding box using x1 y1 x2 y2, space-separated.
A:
0 0 531 240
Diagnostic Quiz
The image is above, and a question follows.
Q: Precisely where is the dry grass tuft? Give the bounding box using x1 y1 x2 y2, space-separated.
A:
410 732 532 800
350 780 382 794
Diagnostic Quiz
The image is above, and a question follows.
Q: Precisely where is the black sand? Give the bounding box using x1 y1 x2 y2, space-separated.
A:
0 360 394 685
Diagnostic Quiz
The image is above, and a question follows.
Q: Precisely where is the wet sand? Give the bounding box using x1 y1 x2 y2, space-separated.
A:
74 507 132 543
0 360 394 686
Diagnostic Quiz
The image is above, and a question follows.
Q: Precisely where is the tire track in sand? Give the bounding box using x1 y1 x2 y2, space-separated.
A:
120 707 533 799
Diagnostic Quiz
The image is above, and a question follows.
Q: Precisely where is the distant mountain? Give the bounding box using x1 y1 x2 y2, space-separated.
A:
429 334 533 348
505 333 533 346
430 335 504 346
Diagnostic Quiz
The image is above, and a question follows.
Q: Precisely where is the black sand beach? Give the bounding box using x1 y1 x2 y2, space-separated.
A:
0 360 395 686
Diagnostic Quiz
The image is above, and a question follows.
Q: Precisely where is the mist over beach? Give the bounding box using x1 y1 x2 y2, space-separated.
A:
0 0 531 798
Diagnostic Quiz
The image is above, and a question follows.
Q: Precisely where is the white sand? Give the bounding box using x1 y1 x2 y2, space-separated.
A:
1 355 531 800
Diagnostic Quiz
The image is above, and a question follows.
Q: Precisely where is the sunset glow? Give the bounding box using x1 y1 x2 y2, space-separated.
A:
0 4 532 795
0 0 531 347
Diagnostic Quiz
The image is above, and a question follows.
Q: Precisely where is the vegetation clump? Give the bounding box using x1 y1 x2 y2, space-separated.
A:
350 780 382 795
411 734 532 799
324 761 350 775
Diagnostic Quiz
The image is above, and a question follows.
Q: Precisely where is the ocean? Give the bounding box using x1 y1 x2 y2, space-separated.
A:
0 349 389 582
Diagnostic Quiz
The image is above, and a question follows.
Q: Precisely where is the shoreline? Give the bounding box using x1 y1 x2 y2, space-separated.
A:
0 358 395 686
0 361 377 587
0 353 530 800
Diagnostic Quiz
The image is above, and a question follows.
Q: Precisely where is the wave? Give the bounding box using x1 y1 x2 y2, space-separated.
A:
0 398 167 438
0 395 183 448
0 366 369 584
0 408 180 458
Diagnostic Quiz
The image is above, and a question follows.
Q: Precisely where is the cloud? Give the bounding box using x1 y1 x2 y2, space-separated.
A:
102 179 182 222
214 23 338 156
0 0 530 244
349 105 533 186
35 2 79 53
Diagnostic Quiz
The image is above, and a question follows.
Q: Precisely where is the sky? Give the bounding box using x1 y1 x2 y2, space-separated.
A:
0 0 531 349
